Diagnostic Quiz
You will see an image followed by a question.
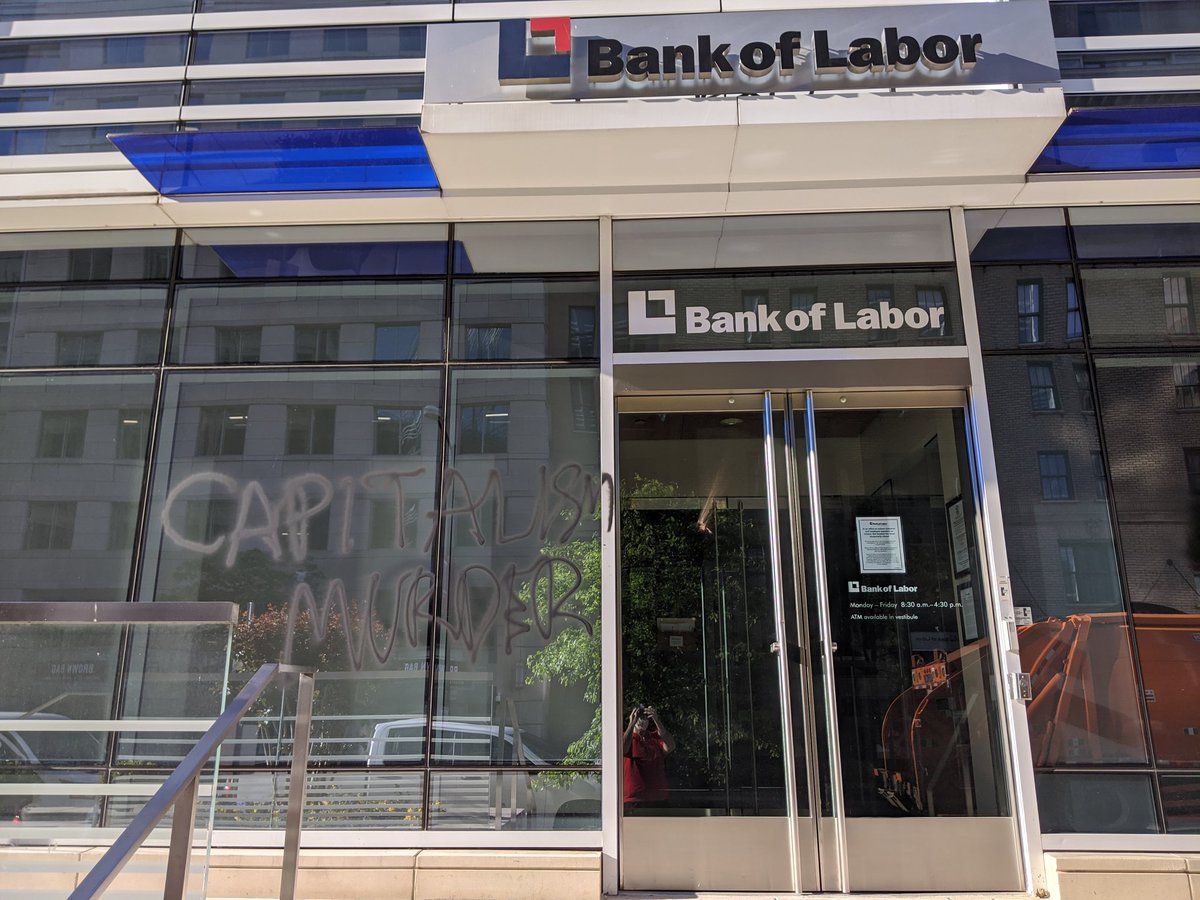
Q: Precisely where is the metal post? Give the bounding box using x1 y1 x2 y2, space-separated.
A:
163 775 198 900
280 671 315 900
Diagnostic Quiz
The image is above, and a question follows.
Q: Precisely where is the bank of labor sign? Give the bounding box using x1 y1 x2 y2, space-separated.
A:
627 289 944 337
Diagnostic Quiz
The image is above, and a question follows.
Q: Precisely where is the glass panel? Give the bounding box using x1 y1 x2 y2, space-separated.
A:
614 270 962 353
982 355 1149 768
185 75 422 106
434 368 602 773
0 122 177 157
180 225 448 279
451 279 599 361
965 209 1070 263
1094 356 1200 769
140 370 444 772
192 26 425 65
0 623 120 767
814 407 1009 817
618 409 786 815
3 0 192 18
0 374 156 603
1071 206 1200 260
1161 775 1200 833
0 287 167 367
115 624 233 768
0 35 189 74
427 771 601 830
183 115 418 133
172 282 445 364
0 83 183 113
972 265 1082 351
1081 267 1200 348
1035 773 1158 833
614 212 953 271
1052 1 1200 37
1060 49 1200 80
0 231 173 283
453 222 599 274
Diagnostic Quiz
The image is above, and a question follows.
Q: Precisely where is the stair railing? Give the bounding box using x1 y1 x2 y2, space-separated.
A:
69 662 316 900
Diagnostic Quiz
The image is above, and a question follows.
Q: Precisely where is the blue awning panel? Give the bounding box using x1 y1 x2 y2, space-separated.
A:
110 127 439 195
1030 106 1200 174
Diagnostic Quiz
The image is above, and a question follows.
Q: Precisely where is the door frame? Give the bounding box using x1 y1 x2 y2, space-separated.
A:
612 388 1026 893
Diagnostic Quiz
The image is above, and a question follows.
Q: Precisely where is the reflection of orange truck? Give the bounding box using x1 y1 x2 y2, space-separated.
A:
878 613 1200 815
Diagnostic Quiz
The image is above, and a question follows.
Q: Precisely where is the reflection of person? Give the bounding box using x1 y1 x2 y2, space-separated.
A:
623 705 675 810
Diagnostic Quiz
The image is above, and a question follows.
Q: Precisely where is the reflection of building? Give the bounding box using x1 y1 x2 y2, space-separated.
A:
1 1 1199 898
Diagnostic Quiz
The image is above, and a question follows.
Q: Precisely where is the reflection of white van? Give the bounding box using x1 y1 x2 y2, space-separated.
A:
0 714 102 827
366 719 599 830
366 718 549 767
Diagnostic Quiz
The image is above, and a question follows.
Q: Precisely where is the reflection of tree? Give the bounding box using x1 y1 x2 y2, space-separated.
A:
527 477 779 795
621 478 778 796
159 549 325 612
523 523 602 770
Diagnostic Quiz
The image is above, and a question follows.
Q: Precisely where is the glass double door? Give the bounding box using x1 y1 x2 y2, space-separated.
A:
618 392 1022 893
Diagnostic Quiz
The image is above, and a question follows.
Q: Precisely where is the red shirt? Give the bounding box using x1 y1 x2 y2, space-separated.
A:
623 729 668 803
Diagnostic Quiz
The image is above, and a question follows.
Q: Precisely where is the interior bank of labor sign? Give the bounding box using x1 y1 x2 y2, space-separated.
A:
424 1 1060 103
612 272 965 353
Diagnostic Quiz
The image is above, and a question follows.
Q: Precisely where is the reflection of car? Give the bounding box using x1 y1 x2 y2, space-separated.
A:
366 719 599 830
0 714 102 827
367 718 551 767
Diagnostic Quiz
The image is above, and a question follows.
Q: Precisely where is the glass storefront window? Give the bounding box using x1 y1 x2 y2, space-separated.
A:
614 211 953 271
180 225 449 279
972 264 1083 351
0 373 156 603
453 222 600 274
172 282 446 364
0 287 168 368
141 370 443 770
450 279 599 361
1094 356 1200 769
0 231 174 283
192 26 425 65
434 368 602 776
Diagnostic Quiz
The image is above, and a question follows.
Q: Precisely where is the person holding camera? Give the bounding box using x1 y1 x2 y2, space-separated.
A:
623 704 675 811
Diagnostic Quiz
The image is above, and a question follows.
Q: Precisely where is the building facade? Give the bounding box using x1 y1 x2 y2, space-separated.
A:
0 0 1198 898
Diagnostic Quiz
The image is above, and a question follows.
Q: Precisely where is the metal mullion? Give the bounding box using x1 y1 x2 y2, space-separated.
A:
1064 208 1167 832
415 231 456 831
104 229 185 825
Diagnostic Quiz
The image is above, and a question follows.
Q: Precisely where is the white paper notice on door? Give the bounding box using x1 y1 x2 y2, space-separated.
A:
856 517 906 574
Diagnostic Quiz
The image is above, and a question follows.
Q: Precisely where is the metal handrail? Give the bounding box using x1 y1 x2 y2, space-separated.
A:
69 662 316 900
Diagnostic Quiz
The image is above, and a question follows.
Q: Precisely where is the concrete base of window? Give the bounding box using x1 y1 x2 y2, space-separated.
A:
0 846 602 899
1046 852 1200 900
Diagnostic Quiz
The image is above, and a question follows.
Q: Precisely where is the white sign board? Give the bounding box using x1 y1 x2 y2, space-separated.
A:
856 517 906 574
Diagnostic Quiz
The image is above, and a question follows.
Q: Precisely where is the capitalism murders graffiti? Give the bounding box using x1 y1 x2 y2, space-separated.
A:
159 463 612 667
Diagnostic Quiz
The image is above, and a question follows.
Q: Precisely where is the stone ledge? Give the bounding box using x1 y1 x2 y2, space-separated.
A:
1050 852 1190 873
413 849 602 870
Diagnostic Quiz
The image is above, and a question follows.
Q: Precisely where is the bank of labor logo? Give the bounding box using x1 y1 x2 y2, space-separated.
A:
625 288 946 337
627 290 678 336
498 17 572 85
